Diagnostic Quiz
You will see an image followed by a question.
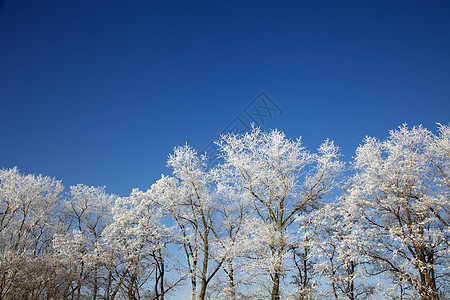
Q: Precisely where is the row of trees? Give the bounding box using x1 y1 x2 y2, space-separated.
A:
0 124 448 299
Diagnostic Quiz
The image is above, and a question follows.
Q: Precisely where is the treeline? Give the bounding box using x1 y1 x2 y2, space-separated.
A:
0 124 449 300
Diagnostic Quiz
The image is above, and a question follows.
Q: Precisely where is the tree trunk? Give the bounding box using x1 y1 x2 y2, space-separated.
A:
154 250 165 300
106 270 112 300
77 261 84 300
271 270 281 300
191 272 197 300
227 259 236 300
348 261 355 300
199 239 209 300
93 263 98 300
128 268 137 300
271 250 282 300
159 255 165 300
419 270 439 300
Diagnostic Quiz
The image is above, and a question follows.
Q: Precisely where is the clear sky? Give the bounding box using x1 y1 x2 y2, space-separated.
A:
1 0 449 196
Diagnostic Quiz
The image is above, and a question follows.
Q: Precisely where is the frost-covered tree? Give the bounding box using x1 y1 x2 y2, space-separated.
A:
206 177 251 300
345 124 450 299
424 124 450 230
151 145 223 300
0 167 64 299
216 127 344 300
54 184 116 299
292 215 319 300
298 200 375 300
2 123 447 299
102 188 174 300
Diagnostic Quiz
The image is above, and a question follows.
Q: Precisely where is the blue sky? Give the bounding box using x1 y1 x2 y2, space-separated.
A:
0 0 449 196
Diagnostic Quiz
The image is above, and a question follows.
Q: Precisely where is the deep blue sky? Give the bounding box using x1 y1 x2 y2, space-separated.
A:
1 0 449 196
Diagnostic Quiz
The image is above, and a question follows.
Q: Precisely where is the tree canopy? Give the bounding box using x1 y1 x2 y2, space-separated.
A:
0 124 448 299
